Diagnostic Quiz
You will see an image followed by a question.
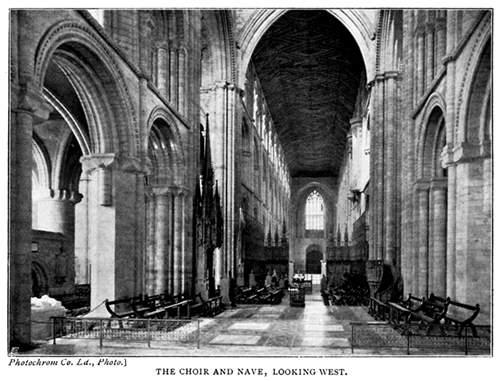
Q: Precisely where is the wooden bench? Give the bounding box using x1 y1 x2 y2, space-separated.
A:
189 293 208 316
130 293 172 318
105 296 140 318
410 294 450 335
144 299 191 319
205 294 223 315
261 286 283 304
235 287 255 303
444 300 480 337
387 294 424 329
368 297 389 321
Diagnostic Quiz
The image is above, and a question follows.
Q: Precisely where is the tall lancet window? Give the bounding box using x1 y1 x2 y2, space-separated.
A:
305 190 324 230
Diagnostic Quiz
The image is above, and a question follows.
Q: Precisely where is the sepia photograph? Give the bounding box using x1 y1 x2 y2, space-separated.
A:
4 2 495 379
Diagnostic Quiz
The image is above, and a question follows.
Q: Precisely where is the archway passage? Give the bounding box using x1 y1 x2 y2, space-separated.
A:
306 250 322 274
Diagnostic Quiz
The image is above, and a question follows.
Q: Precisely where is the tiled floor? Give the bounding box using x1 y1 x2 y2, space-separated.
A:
21 291 489 356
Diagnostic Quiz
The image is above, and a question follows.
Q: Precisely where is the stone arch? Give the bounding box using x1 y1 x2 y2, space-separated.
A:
416 93 446 179
201 10 236 86
376 10 403 73
31 261 49 297
32 133 51 190
305 244 323 274
33 20 138 156
464 37 491 146
237 9 374 88
146 107 186 186
455 13 491 144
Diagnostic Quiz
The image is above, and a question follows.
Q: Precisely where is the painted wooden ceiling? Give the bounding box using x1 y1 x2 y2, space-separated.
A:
252 10 364 178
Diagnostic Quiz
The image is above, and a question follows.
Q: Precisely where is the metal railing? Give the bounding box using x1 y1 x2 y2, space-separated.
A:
350 322 491 355
51 316 201 349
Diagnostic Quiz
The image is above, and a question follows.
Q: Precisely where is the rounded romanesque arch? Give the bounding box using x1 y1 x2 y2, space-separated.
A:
34 20 138 156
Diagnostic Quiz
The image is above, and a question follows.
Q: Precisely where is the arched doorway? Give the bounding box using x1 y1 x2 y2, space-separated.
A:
306 245 323 274
31 262 49 298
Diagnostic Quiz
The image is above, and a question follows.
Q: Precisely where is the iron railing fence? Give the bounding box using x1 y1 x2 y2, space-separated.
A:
51 316 201 348
350 322 491 355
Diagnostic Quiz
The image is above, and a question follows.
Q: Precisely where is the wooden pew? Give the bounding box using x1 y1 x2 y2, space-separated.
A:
104 296 140 318
368 297 389 321
444 300 480 337
144 299 191 319
410 294 450 335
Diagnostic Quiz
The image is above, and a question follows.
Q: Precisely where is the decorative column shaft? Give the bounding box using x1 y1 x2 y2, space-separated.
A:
384 73 398 266
431 179 447 297
75 174 90 284
10 105 34 346
154 191 170 294
145 192 156 295
416 183 430 297
172 190 185 294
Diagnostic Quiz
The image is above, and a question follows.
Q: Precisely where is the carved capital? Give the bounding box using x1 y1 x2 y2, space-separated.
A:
414 179 430 192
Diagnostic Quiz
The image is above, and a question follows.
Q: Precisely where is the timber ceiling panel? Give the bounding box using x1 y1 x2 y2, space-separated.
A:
252 10 364 177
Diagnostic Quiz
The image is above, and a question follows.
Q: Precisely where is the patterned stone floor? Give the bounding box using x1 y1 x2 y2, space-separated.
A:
22 291 489 356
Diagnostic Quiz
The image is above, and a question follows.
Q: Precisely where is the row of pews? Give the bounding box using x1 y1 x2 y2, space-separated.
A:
369 293 481 337
105 292 223 320
234 285 283 304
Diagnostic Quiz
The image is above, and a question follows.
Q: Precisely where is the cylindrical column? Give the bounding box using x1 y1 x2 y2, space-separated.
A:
154 192 169 294
431 180 447 296
172 191 184 294
375 77 385 261
145 193 156 295
417 184 430 297
75 175 90 284
384 74 397 266
10 107 34 346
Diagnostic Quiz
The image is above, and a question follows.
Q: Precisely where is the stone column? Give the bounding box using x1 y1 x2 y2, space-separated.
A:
172 189 185 294
75 173 91 284
153 190 171 294
144 191 156 295
431 178 447 297
416 182 430 297
157 47 168 99
10 99 34 347
10 83 52 346
81 154 146 314
384 72 399 267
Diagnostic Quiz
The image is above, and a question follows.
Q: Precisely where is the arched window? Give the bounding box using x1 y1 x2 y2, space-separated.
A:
305 190 324 230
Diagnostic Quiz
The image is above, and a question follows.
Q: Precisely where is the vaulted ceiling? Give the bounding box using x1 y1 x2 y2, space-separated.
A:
252 10 365 178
